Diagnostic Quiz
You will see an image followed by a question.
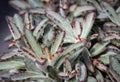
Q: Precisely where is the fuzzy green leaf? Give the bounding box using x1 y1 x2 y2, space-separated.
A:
13 14 24 33
55 41 86 69
64 59 72 73
76 61 87 82
28 0 43 8
25 58 42 73
102 1 120 26
6 16 21 40
95 69 104 82
64 34 77 43
0 51 17 60
29 7 45 15
0 61 25 70
110 56 120 75
10 0 30 10
25 28 43 58
62 41 86 56
33 18 48 37
82 48 95 73
73 5 95 17
90 42 109 57
68 48 84 64
46 10 74 37
50 31 64 55
11 72 45 81
81 12 95 38
24 13 33 30
72 20 82 38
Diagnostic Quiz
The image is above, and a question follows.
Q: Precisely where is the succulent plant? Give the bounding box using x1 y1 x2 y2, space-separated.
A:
0 0 120 82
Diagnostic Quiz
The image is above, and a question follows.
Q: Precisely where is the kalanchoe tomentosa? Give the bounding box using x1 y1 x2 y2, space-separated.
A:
0 0 120 82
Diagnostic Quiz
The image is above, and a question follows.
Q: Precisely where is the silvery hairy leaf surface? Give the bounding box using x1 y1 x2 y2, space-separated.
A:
0 0 120 82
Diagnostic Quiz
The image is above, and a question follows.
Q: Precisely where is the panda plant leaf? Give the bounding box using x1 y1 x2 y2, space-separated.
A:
1 0 120 82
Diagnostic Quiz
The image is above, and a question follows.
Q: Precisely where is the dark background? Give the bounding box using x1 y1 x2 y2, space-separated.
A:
0 0 17 54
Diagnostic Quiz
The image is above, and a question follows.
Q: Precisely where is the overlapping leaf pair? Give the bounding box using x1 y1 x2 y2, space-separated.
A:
0 0 120 82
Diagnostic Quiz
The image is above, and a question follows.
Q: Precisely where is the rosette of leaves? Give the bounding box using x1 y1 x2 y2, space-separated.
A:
0 0 120 82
